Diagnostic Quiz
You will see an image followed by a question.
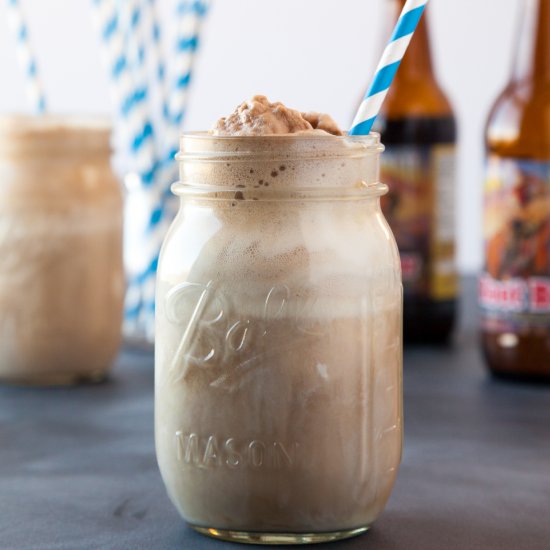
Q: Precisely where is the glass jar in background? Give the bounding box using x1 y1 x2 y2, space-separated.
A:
0 115 124 385
155 133 403 544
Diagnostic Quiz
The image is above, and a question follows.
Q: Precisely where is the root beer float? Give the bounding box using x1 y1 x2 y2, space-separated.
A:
0 116 124 385
155 97 403 544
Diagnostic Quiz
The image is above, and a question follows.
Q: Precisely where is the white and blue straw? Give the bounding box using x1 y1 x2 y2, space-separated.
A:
5 0 47 114
147 0 169 125
349 0 428 136
91 0 210 341
127 0 209 338
92 0 158 337
167 0 209 132
124 0 158 187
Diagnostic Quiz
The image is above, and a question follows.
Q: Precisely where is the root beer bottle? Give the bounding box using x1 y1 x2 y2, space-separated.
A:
375 1 458 344
481 0 550 380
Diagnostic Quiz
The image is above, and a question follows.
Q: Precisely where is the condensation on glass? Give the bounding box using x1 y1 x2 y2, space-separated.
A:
155 132 403 544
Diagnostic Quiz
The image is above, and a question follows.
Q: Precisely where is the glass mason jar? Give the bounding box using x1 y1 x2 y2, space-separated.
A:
155 132 403 544
0 115 125 385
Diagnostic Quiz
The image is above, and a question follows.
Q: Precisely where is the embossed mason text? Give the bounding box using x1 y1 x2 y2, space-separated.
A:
175 432 300 470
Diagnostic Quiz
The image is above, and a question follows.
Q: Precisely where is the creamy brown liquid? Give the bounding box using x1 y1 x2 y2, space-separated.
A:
156 312 401 532
155 99 402 533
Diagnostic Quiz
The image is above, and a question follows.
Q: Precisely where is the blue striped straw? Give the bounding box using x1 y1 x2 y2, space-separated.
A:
147 0 169 123
167 0 209 131
91 0 210 341
130 0 209 337
136 0 206 334
92 0 161 339
124 0 158 186
101 2 156 180
349 0 428 136
158 0 208 199
5 0 47 114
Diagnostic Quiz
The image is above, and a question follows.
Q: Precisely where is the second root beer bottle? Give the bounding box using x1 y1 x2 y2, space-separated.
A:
375 0 458 344
481 0 550 380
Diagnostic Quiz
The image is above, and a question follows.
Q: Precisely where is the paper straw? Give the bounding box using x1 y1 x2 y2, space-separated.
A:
349 0 429 136
151 0 209 217
92 0 157 183
168 0 209 125
122 0 167 339
155 2 210 223
147 0 169 124
165 0 209 146
144 0 177 190
5 0 46 114
91 0 210 341
92 0 133 162
124 0 158 186
135 0 209 339
92 0 160 339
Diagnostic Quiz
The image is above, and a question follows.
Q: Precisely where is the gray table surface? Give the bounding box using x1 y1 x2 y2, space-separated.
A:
1 279 550 550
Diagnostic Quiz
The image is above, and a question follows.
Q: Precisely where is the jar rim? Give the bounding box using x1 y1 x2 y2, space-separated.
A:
175 131 385 200
180 130 381 143
0 114 112 156
177 131 384 161
0 113 111 135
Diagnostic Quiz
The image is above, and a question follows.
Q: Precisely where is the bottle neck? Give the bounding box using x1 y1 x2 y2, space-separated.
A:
512 0 550 84
392 0 435 83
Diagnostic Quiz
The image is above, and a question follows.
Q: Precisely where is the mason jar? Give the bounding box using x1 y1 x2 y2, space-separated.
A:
155 132 403 544
0 115 124 385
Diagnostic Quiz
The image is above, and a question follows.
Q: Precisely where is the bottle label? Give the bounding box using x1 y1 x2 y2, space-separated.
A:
381 144 457 301
481 156 550 333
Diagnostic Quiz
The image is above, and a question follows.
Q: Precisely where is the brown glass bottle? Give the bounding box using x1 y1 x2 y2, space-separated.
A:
375 1 458 344
481 0 550 381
